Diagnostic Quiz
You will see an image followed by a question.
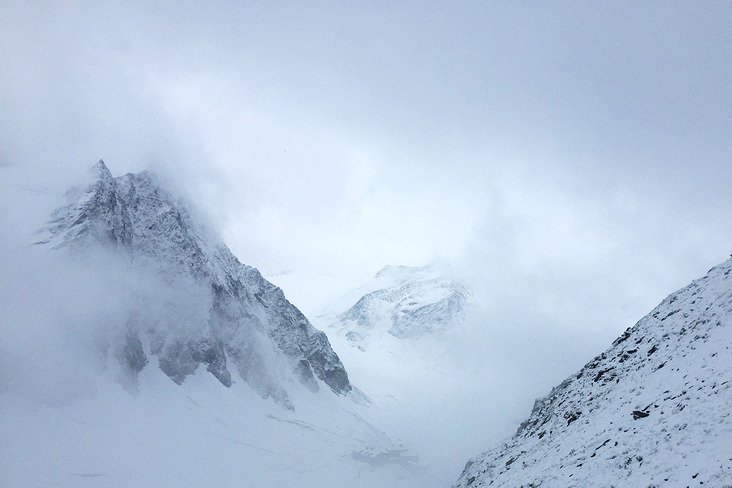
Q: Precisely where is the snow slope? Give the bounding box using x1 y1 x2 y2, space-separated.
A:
0 360 424 488
454 257 732 487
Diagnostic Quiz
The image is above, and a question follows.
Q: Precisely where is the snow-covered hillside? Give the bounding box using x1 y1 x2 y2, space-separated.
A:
454 257 732 487
1 352 432 488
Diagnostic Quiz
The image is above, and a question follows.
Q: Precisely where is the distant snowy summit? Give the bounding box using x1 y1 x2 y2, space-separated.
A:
35 160 351 408
454 257 732 487
325 265 472 350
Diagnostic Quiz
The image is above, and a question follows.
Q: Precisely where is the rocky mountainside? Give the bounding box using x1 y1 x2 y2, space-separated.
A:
454 257 732 487
325 265 471 350
34 160 351 408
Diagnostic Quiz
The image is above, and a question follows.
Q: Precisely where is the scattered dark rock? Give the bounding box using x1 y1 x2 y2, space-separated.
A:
632 410 650 420
613 330 631 346
564 411 582 425
594 368 614 382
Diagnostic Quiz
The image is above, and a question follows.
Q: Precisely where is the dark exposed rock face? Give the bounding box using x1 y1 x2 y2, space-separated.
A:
120 330 148 375
37 160 351 406
454 258 732 487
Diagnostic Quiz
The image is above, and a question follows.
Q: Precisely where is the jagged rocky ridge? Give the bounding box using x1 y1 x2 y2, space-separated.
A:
330 265 471 348
36 160 351 407
455 257 732 487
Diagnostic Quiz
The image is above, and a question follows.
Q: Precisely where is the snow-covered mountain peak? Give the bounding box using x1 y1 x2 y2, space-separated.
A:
91 158 114 180
454 256 732 487
324 264 472 349
34 161 352 408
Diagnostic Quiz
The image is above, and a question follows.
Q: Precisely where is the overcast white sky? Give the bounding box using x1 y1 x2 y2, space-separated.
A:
2 1 732 363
